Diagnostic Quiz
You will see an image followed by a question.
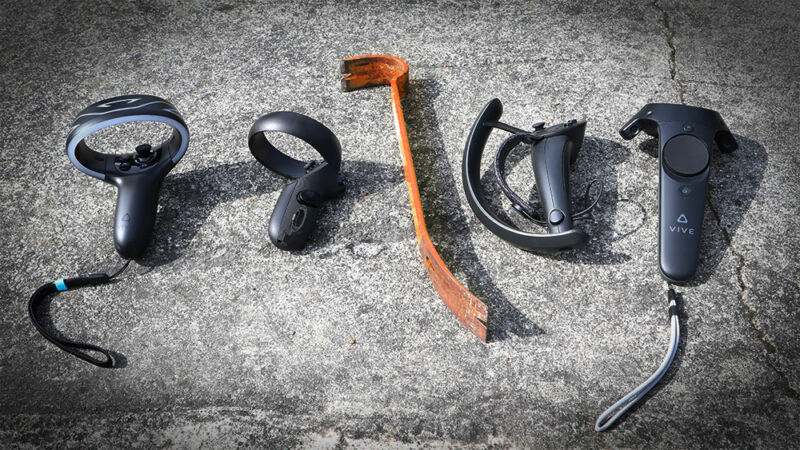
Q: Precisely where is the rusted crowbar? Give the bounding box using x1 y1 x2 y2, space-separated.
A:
341 54 488 341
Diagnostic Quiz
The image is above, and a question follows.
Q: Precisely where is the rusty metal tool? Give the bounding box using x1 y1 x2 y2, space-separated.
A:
341 54 488 341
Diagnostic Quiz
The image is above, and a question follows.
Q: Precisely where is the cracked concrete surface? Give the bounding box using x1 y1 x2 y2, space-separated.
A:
1 0 798 447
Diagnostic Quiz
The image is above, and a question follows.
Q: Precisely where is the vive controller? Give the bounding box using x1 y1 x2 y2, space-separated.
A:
620 103 737 282
66 95 189 259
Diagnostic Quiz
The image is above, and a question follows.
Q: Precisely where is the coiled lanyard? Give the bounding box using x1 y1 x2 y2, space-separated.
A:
28 260 131 368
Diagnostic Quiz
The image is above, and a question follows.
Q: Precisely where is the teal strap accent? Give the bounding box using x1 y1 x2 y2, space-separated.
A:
54 278 68 291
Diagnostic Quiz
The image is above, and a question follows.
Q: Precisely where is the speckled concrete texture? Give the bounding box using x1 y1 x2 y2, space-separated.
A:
1 0 798 447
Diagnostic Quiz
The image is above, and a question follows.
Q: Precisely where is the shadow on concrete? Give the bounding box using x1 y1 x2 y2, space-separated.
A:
404 79 544 341
141 159 399 267
637 134 768 285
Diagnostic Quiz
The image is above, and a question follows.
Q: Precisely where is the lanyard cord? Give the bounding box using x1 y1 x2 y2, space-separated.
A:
595 288 680 431
28 259 131 368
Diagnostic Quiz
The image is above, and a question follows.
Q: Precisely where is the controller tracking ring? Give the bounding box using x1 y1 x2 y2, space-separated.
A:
248 111 342 178
66 95 189 180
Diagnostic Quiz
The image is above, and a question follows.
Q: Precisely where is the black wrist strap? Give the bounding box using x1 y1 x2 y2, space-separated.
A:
494 132 544 222
28 260 131 368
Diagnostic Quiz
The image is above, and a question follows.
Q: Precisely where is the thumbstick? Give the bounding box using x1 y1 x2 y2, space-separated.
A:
135 144 153 157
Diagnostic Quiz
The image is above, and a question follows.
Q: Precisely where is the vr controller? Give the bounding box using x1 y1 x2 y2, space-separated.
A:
463 98 600 252
66 95 189 259
620 103 737 282
248 111 345 250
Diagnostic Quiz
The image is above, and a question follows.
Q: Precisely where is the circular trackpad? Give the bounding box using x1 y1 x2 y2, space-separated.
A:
663 134 709 176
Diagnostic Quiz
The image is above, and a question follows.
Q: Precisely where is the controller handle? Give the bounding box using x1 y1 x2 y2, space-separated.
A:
109 166 169 259
268 163 337 250
530 121 585 233
620 103 736 282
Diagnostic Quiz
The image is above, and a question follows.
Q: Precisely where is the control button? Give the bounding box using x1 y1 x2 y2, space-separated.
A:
680 185 691 196
663 134 709 176
682 123 694 132
532 122 546 131
291 209 305 228
548 209 565 225
296 190 321 207
135 144 152 156
119 162 131 171
135 144 157 166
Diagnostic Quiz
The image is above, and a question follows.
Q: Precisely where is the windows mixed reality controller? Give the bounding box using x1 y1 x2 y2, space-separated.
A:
29 94 188 367
66 94 189 259
620 103 737 282
249 111 345 250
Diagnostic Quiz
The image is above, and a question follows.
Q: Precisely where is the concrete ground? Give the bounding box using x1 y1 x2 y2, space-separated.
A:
1 0 798 447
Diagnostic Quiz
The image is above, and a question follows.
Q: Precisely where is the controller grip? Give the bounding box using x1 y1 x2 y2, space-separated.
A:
659 168 708 282
269 181 321 250
113 176 163 259
531 135 574 233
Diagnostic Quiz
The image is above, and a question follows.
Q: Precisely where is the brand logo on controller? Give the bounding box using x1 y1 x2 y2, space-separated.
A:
669 213 694 234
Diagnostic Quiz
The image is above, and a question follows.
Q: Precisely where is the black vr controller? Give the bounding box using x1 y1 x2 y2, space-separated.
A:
463 99 599 252
620 103 737 282
66 95 189 259
248 111 345 250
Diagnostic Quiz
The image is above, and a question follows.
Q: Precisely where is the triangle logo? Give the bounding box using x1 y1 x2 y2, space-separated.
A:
122 214 130 221
677 214 688 223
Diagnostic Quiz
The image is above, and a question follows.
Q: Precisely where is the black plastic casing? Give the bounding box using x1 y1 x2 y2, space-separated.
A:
620 103 737 282
531 121 585 234
248 111 344 251
463 98 590 252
